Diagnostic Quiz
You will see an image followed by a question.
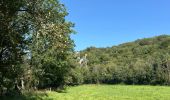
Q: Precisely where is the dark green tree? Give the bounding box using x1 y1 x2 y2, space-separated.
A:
0 0 31 95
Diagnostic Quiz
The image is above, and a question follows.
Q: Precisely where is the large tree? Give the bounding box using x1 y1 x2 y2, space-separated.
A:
26 0 75 89
0 0 75 94
0 0 31 95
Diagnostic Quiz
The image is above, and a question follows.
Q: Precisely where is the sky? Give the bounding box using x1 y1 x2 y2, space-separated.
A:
61 0 170 51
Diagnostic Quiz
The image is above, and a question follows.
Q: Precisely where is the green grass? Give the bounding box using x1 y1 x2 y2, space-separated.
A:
3 85 170 100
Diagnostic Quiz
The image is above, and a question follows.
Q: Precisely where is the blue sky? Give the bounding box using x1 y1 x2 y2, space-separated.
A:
61 0 170 51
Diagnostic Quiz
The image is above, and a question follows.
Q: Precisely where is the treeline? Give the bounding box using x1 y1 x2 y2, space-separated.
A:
0 0 75 96
69 35 170 85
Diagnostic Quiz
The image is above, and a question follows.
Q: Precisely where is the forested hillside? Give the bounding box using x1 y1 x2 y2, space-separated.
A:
70 35 170 85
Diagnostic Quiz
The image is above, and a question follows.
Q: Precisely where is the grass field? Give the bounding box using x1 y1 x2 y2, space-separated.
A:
3 85 170 100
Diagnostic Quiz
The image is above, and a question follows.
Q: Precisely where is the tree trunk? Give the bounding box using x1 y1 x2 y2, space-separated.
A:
21 78 25 90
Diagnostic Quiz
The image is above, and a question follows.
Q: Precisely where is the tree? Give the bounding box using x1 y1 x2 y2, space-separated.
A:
0 0 31 95
27 0 75 89
0 0 75 95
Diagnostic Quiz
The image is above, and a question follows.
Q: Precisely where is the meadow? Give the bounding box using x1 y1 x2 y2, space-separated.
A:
3 85 170 100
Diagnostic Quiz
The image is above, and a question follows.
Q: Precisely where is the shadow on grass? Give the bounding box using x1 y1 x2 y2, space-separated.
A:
0 91 53 100
0 87 70 100
55 89 68 93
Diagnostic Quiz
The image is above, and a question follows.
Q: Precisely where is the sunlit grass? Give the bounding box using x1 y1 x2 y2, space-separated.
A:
3 85 170 100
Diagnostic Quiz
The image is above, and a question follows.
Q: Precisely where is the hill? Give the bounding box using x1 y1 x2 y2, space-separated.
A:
69 35 170 85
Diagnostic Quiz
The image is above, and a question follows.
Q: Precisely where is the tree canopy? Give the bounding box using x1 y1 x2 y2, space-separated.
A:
0 0 75 96
70 35 170 85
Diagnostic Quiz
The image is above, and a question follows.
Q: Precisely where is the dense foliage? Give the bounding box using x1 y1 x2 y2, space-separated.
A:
0 0 74 96
70 35 170 85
